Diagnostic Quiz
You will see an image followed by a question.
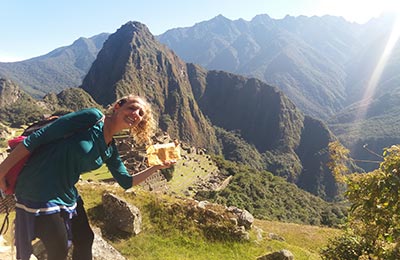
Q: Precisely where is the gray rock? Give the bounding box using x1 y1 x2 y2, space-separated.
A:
237 209 254 230
102 192 142 235
257 249 294 260
92 227 126 260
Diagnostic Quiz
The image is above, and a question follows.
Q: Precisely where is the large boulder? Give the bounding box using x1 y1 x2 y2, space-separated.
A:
227 206 254 230
102 192 142 235
91 227 126 260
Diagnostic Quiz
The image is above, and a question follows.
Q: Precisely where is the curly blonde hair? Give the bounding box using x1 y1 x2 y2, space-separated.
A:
108 95 157 145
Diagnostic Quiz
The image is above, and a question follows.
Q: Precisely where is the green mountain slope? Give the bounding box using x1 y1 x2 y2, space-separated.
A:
195 157 346 226
328 91 400 171
187 64 338 199
0 33 109 98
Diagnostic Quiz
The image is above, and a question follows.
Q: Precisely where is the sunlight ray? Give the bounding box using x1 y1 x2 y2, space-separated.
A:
348 14 400 159
353 14 400 127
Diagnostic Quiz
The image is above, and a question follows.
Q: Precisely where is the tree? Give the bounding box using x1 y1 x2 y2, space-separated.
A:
327 141 352 182
322 145 400 259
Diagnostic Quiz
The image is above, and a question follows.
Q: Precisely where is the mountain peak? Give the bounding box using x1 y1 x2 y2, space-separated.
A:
212 14 230 21
114 21 154 40
120 21 150 32
251 14 272 23
80 20 159 105
71 37 91 47
205 14 233 26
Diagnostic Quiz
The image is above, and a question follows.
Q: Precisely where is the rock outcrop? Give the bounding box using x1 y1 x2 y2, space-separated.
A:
102 192 142 235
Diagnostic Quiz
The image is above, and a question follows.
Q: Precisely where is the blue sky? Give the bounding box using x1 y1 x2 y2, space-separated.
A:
1 0 399 62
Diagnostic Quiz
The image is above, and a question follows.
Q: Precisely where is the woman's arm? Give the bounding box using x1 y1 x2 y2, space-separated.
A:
0 143 31 191
24 108 104 152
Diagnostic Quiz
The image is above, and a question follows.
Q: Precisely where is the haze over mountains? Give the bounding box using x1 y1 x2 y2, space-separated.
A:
158 14 400 118
157 13 400 171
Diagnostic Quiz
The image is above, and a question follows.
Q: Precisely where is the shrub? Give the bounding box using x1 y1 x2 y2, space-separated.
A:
322 144 400 259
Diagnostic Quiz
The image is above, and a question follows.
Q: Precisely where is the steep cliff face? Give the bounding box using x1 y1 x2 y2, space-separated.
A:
190 69 305 152
81 22 220 151
187 65 337 200
296 116 336 199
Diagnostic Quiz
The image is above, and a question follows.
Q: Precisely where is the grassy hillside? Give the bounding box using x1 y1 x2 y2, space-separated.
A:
77 182 342 260
0 182 341 259
195 156 347 227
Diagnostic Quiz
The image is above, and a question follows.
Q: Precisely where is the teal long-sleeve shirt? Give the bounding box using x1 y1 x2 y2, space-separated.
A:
15 108 133 206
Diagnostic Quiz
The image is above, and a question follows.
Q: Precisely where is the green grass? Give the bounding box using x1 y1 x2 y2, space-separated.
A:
112 232 325 260
254 219 342 255
115 234 261 260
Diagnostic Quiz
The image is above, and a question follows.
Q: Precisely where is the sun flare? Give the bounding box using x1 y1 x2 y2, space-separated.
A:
363 16 400 99
349 2 400 151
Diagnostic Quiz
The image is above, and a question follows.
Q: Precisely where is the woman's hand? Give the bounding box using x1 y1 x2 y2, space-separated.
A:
156 160 177 170
132 160 177 186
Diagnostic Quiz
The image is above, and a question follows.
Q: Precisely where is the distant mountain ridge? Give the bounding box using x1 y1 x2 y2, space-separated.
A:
157 14 361 119
157 13 400 118
157 13 400 171
0 33 109 98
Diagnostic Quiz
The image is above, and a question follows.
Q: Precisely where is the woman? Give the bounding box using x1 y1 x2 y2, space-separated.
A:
0 95 174 260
